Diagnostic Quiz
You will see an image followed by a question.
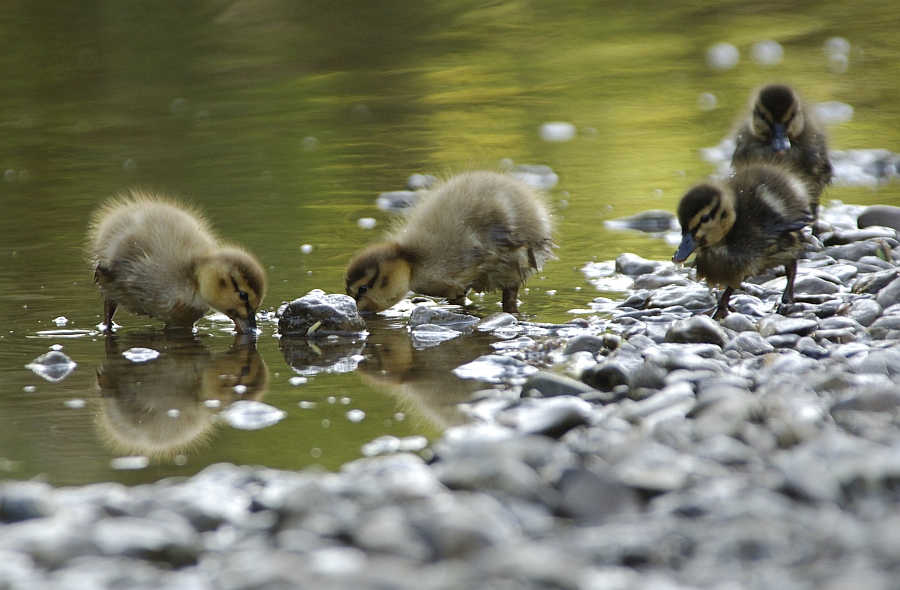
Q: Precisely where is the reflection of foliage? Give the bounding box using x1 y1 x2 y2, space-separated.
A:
96 334 268 461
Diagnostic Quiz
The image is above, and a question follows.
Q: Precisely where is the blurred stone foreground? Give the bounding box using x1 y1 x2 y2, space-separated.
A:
5 205 900 589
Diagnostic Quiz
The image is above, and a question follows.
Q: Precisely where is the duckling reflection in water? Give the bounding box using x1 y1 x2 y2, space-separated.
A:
673 164 813 320
87 190 267 334
345 171 555 314
96 333 268 460
732 84 832 223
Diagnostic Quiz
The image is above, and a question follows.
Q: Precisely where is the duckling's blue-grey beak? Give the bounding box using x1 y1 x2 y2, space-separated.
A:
673 233 696 264
233 313 258 335
772 124 791 153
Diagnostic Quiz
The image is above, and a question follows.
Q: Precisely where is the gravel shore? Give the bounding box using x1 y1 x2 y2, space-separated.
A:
4 207 900 589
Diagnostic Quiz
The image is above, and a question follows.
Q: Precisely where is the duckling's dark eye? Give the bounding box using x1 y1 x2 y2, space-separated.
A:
357 285 369 296
238 290 249 302
700 214 711 223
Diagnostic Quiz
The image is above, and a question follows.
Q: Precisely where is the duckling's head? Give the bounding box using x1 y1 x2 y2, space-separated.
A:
751 84 805 153
345 243 412 313
673 183 737 263
196 248 267 334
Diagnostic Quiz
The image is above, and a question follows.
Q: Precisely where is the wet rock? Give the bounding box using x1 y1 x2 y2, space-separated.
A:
824 227 898 245
278 291 367 335
506 397 591 438
849 298 882 326
563 335 606 356
556 468 641 524
524 371 598 398
649 285 716 311
724 331 775 355
823 240 886 262
615 253 659 276
453 355 538 385
408 306 479 331
476 313 518 332
406 173 437 191
832 388 900 414
581 363 629 392
851 349 900 376
876 276 900 309
868 314 900 339
758 316 818 337
0 482 55 523
633 269 689 290
793 275 842 295
721 313 757 332
92 515 199 567
858 205 900 231
852 269 899 295
605 210 678 233
796 336 829 359
665 315 727 346
628 362 668 390
376 190 419 211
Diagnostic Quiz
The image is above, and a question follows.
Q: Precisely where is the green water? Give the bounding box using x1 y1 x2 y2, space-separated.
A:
1 0 898 485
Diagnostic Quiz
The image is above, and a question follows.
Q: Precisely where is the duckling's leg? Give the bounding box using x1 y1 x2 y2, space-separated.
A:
712 286 735 320
781 260 797 304
501 288 519 314
102 298 118 332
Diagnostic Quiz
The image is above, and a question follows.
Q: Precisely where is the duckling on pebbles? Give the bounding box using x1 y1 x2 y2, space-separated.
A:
345 171 555 314
732 83 832 221
673 164 814 320
88 190 267 334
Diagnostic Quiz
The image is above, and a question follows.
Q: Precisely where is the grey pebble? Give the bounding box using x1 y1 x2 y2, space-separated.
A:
615 253 659 276
665 315 727 346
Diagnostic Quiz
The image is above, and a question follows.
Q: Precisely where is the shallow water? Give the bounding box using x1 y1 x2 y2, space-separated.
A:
1 1 899 485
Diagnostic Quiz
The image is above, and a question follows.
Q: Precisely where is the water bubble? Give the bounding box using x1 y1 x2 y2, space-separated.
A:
697 92 718 111
170 97 190 118
4 170 16 182
219 400 287 430
50 344 64 351
751 40 783 66
233 384 247 395
346 409 366 422
64 399 86 409
828 52 849 74
26 351 77 382
357 217 377 230
539 122 577 142
167 409 181 418
812 102 854 124
394 412 405 422
310 447 322 458
110 456 149 470
123 159 137 173
322 419 331 428
53 317 68 326
327 396 336 404
174 455 187 466
122 347 160 363
289 376 308 386
204 399 221 408
824 37 851 57
706 42 740 70
350 104 371 122
340 397 351 405
301 136 319 151
23 386 36 393
17 170 29 182
300 244 313 254
299 401 317 409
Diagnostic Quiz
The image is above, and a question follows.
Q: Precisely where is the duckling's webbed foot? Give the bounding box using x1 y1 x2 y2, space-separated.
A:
501 288 519 314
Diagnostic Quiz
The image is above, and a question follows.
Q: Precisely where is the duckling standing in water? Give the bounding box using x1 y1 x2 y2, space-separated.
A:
345 171 555 314
88 190 267 334
673 164 813 320
732 84 832 223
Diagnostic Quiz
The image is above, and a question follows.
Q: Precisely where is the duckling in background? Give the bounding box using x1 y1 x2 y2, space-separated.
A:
673 164 813 319
732 84 832 222
346 171 555 314
88 190 267 334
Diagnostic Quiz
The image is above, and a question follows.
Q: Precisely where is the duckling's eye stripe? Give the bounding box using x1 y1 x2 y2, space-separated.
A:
367 267 380 289
231 277 240 292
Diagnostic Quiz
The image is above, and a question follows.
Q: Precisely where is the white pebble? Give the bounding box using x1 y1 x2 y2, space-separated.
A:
110 456 149 470
706 42 740 70
357 217 377 230
346 409 366 423
539 122 577 142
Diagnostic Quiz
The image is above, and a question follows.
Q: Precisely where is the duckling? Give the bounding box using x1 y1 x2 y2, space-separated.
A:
673 164 814 319
87 190 267 334
345 171 555 314
732 84 832 222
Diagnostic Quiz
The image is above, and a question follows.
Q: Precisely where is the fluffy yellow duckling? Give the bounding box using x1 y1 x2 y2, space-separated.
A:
87 190 267 334
732 84 832 221
345 171 555 314
673 164 813 319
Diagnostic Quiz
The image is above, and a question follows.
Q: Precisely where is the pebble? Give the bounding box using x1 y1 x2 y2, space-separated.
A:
278 290 368 335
